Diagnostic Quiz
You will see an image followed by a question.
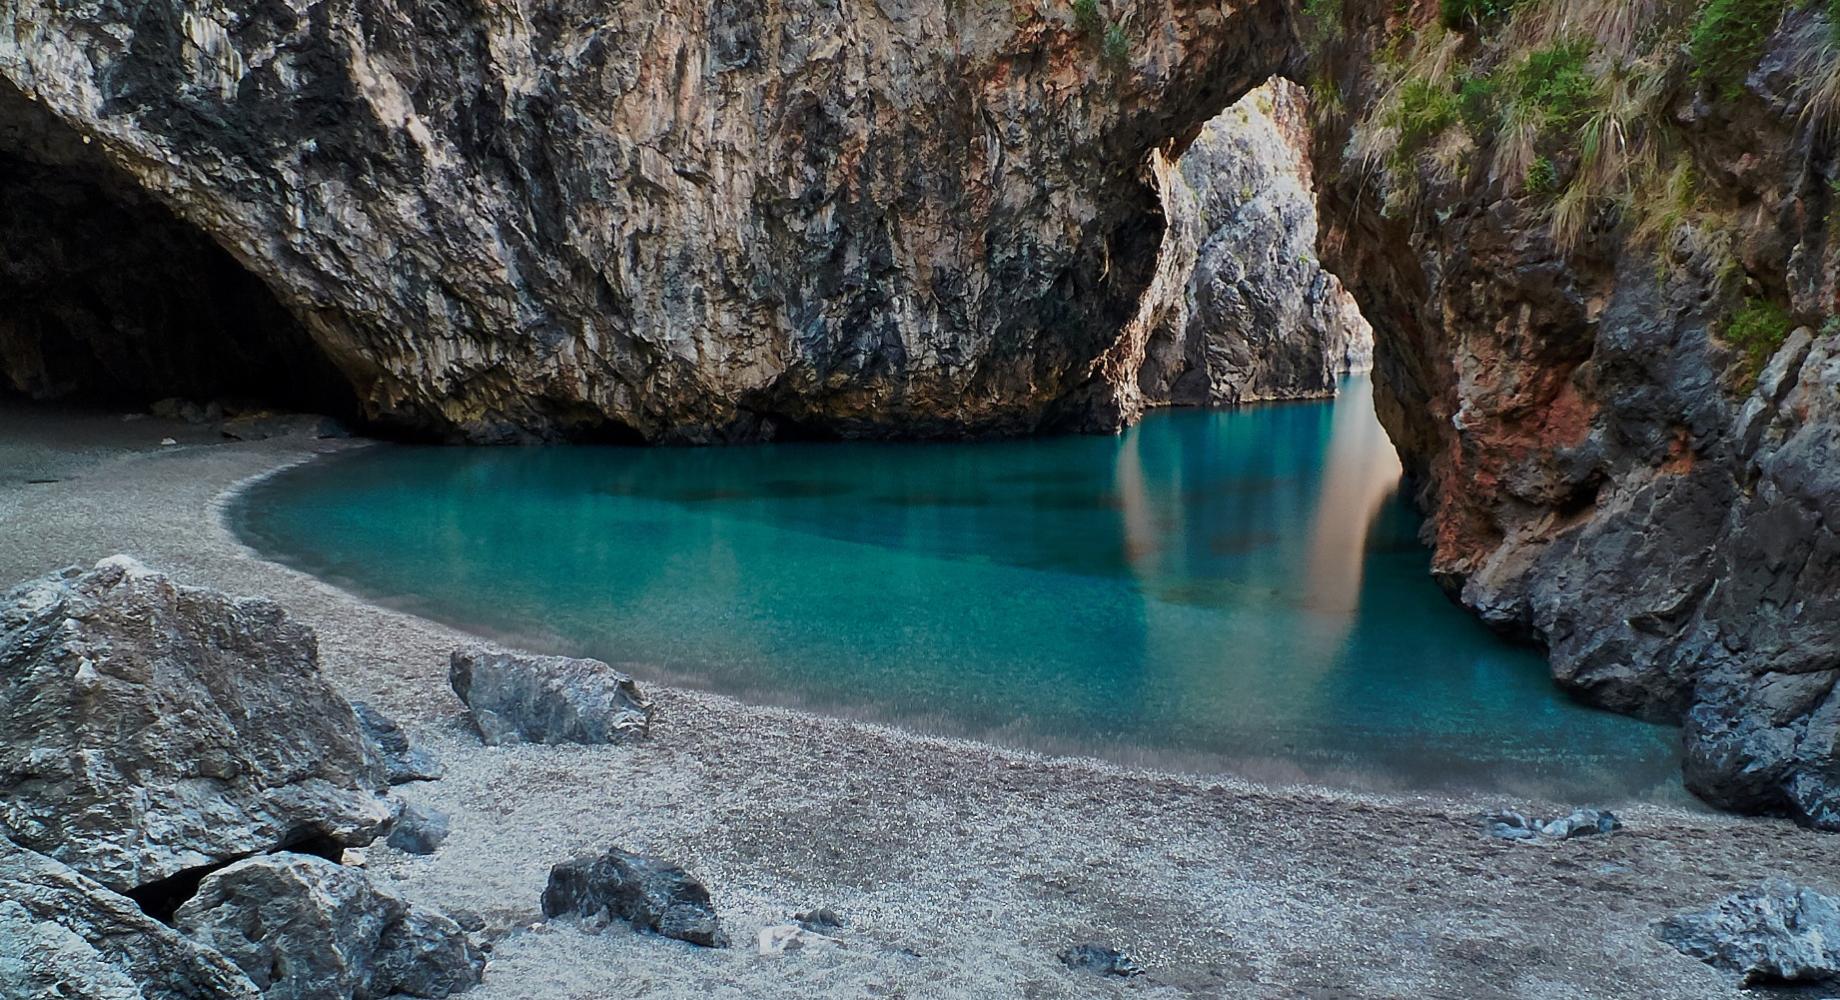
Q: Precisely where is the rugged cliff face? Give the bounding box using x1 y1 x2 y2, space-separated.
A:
1139 79 1371 408
0 0 1294 441
1311 0 1840 826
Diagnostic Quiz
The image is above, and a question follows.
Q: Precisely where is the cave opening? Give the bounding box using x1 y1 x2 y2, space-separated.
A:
122 829 348 925
0 82 360 424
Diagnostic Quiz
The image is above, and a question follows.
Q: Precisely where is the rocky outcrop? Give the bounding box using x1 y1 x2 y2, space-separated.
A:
1657 880 1840 985
1139 80 1371 407
450 647 653 746
541 848 726 947
174 854 484 1000
0 837 259 1000
0 557 393 895
0 0 1298 441
1310 1 1840 825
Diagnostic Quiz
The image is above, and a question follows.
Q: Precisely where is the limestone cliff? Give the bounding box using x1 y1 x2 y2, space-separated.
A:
1140 79 1371 408
1311 0 1840 826
0 0 1295 442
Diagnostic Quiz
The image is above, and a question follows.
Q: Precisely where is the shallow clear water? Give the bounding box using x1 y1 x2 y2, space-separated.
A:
233 378 1683 801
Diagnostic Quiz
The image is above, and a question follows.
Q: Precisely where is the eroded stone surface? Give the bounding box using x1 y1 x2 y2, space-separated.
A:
450 646 653 746
541 847 726 948
0 837 259 1000
1139 80 1370 408
0 557 393 894
0 0 1298 442
1656 879 1840 985
1311 2 1840 825
174 853 484 1000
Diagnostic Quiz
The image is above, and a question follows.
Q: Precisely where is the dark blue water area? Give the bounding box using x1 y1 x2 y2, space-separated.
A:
231 379 1684 802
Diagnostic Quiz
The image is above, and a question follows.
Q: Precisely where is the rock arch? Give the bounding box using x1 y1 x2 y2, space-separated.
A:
0 0 1300 441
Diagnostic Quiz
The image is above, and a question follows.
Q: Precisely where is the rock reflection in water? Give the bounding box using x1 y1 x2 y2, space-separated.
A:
233 378 1682 801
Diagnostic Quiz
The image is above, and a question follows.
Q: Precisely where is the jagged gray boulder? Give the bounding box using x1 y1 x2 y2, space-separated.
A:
0 557 393 894
1656 879 1840 985
0 836 258 1000
449 647 653 746
174 854 483 1000
541 848 726 947
386 800 452 857
353 700 445 785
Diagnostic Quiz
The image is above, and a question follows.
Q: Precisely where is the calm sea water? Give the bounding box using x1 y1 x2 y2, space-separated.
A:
232 379 1683 801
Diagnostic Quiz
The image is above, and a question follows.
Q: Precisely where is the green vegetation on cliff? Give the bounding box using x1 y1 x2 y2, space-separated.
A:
1321 0 1829 388
1722 297 1794 388
1691 0 1792 95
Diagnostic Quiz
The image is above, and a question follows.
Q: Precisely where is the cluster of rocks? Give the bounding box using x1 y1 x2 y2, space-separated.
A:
146 398 349 442
1483 808 1622 843
0 558 478 999
0 557 747 997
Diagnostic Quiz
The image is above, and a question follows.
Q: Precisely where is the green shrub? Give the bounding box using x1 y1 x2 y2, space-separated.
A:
1511 41 1598 130
1390 76 1461 153
1458 72 1498 131
1071 0 1102 37
1526 155 1559 194
1690 0 1787 99
1102 24 1130 66
1723 296 1794 387
1440 0 1519 30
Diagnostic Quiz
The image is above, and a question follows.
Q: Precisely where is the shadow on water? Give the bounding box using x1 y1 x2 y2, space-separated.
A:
231 377 1686 804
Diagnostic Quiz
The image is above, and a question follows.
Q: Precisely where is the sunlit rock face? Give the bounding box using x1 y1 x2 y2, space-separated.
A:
0 0 1296 441
1311 1 1840 825
1138 79 1372 408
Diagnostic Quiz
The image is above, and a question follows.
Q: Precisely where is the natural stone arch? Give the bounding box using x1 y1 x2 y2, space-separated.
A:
0 0 1300 441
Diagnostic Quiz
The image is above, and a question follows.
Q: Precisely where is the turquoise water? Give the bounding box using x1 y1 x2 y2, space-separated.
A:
233 379 1683 800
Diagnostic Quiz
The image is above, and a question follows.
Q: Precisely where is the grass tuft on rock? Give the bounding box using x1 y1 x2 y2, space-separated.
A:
1722 296 1794 389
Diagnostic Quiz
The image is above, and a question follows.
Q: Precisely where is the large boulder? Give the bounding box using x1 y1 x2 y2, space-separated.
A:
449 646 653 746
1655 880 1840 985
0 837 258 1000
174 854 483 1000
541 848 726 948
0 557 393 894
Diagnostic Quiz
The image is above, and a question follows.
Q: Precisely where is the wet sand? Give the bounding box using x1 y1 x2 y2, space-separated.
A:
0 403 1827 999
